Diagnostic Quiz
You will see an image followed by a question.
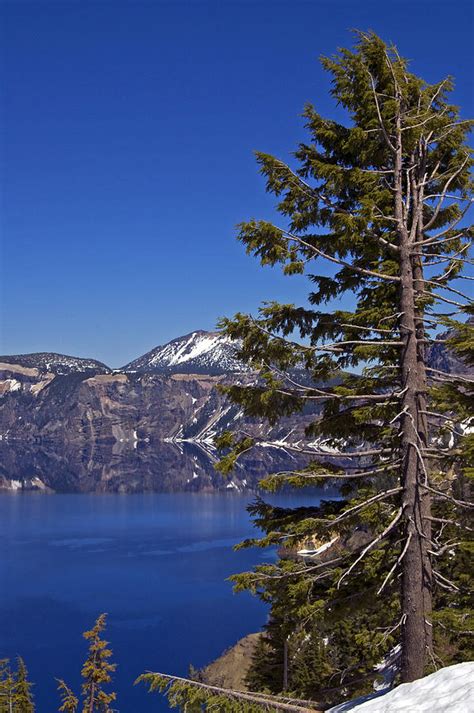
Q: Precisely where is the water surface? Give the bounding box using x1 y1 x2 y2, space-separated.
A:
0 492 323 711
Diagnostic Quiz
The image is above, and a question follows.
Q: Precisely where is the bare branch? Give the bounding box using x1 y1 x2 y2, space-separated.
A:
433 570 460 592
423 156 470 231
429 541 462 558
265 363 403 399
420 410 457 424
366 71 397 153
422 279 473 302
139 672 322 712
267 461 401 482
377 532 412 595
337 508 403 589
421 484 474 510
330 487 402 527
425 368 474 384
282 443 398 459
339 323 398 335
250 318 403 358
416 202 472 245
420 290 468 308
427 517 473 532
428 119 474 145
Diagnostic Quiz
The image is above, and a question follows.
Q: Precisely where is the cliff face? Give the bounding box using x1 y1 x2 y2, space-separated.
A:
0 362 319 492
2 326 470 493
0 365 315 445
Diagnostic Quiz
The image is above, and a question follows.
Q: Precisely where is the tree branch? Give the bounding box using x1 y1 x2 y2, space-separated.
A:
377 532 412 595
278 227 402 282
337 507 403 589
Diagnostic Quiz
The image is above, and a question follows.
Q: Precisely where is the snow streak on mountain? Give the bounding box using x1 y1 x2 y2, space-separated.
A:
122 330 247 375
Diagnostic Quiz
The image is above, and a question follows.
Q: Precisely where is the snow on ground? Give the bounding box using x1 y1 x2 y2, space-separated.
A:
328 662 474 712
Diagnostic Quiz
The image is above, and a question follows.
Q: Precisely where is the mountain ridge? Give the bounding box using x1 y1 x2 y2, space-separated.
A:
0 327 471 493
2 323 471 378
0 352 111 375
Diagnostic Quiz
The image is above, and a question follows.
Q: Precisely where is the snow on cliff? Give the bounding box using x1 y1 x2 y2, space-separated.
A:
329 662 474 712
122 330 247 374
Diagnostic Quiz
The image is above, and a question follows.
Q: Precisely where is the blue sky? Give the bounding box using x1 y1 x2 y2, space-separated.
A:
1 0 473 367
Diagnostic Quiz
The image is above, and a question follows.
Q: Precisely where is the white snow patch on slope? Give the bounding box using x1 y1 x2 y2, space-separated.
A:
328 662 474 712
123 330 248 373
298 536 339 557
163 334 223 366
0 379 22 395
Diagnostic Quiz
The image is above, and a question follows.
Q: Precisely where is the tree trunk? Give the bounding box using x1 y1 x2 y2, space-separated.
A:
283 637 288 691
412 169 433 659
396 122 432 682
398 248 432 681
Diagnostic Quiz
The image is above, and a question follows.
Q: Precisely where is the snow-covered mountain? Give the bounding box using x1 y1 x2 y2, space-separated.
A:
1 327 472 492
122 330 247 375
0 352 111 375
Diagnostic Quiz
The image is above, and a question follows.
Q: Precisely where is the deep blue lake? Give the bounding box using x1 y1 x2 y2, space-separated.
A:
0 492 323 712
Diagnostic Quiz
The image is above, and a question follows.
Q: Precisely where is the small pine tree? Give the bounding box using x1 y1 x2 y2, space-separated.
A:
0 659 14 713
13 658 34 713
0 658 35 713
81 614 116 713
57 680 79 713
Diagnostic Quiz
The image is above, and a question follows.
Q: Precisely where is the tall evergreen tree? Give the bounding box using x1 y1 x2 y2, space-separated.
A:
216 29 473 686
81 614 116 713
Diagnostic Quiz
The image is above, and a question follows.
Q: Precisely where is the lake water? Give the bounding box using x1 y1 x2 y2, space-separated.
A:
0 492 323 712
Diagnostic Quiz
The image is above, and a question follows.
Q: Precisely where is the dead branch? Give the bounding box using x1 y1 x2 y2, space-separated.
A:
421 484 474 510
337 508 403 589
267 461 401 481
377 532 412 595
433 570 460 592
139 671 322 712
420 290 467 308
425 368 474 384
423 156 470 231
366 71 397 154
329 487 402 526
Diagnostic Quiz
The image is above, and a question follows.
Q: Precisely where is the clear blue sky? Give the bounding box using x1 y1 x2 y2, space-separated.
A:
1 0 473 367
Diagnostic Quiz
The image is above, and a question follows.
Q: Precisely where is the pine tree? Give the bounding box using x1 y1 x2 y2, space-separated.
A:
0 658 35 713
57 680 79 713
81 614 116 713
215 29 473 686
0 659 15 713
13 659 34 713
237 503 403 705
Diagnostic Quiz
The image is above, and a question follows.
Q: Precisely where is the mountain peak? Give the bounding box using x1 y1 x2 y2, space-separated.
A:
0 352 111 375
121 330 246 375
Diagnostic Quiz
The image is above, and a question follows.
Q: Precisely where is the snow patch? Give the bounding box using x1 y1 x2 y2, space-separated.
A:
123 330 248 374
298 536 339 557
328 662 474 712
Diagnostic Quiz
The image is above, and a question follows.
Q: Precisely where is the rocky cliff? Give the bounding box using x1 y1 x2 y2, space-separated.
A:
1 328 470 493
0 357 319 492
